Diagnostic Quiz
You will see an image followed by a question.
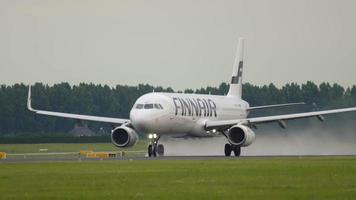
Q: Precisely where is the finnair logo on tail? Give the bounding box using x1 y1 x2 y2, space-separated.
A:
231 61 243 84
172 97 217 117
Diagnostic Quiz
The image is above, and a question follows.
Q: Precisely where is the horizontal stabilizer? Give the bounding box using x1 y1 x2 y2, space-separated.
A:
247 102 305 111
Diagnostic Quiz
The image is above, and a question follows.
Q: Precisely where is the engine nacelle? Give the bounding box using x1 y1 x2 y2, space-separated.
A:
111 126 139 148
227 125 256 147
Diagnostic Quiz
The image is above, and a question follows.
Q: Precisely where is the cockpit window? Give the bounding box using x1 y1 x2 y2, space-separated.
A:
137 103 163 110
136 104 144 109
144 104 154 109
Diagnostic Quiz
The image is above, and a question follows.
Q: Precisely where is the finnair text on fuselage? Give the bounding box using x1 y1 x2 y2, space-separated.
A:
172 97 217 117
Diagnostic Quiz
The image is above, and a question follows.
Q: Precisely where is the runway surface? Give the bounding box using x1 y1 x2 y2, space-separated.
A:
1 154 356 163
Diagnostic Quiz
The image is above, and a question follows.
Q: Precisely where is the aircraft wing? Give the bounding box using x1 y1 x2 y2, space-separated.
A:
206 106 356 130
247 102 305 111
27 87 130 125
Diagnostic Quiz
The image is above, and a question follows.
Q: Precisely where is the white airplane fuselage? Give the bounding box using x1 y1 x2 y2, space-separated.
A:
130 93 249 137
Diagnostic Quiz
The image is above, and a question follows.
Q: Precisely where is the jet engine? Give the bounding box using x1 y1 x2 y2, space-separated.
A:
111 126 139 148
227 124 255 147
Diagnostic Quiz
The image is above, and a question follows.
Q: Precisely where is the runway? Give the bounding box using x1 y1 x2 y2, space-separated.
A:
1 154 356 163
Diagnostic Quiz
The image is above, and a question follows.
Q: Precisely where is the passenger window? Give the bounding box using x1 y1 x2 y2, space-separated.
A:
136 104 143 109
144 104 154 109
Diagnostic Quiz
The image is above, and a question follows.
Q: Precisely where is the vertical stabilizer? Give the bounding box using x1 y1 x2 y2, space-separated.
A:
227 37 244 97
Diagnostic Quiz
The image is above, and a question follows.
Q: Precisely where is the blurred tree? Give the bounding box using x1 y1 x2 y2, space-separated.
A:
0 81 355 135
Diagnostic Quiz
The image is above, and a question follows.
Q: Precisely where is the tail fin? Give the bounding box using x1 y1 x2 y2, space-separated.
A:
227 37 244 97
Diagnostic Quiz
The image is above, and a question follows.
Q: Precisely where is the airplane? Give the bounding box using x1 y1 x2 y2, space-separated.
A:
27 38 356 157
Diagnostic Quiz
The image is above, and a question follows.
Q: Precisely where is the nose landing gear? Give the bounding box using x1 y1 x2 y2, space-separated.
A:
147 134 164 157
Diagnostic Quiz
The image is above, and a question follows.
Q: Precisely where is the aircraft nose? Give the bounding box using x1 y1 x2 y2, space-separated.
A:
131 113 151 132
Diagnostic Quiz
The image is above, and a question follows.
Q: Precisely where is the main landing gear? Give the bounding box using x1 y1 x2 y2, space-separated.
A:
224 143 241 157
147 134 164 157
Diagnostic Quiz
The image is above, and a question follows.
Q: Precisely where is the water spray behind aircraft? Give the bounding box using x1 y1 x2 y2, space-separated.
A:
160 126 356 156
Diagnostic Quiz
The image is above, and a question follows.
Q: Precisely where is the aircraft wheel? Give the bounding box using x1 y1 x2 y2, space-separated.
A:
224 143 232 156
233 146 241 157
148 144 153 157
157 144 164 156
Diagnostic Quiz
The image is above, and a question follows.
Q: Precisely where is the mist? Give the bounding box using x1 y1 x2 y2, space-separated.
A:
160 126 356 156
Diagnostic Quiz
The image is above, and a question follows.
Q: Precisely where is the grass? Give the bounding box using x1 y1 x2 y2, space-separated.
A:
0 141 147 153
0 157 356 199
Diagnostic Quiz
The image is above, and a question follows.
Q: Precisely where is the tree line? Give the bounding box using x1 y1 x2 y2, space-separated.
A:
0 82 355 135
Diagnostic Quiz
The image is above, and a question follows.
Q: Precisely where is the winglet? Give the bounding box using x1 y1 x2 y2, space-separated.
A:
27 86 36 112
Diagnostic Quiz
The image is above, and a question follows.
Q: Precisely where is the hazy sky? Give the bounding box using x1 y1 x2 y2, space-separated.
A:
0 0 355 90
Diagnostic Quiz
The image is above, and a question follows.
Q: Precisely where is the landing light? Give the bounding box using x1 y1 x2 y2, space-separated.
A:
148 133 158 139
212 129 217 133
